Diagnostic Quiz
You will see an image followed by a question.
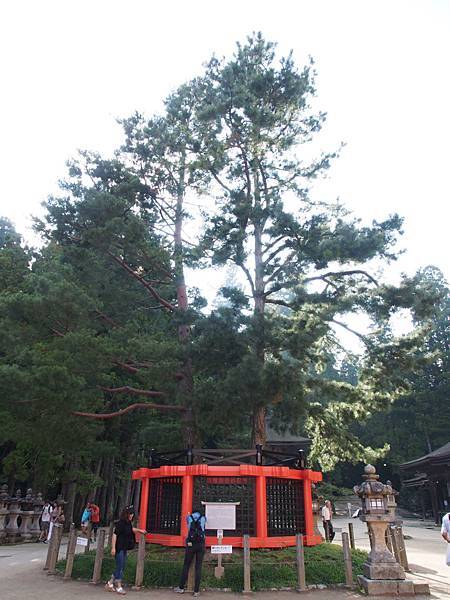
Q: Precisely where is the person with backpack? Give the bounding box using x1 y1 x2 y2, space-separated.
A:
81 503 91 535
174 507 207 597
105 506 146 595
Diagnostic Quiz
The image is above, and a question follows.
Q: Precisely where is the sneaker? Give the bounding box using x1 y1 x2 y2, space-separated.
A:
115 587 127 595
105 581 115 592
193 593 200 597
174 588 185 593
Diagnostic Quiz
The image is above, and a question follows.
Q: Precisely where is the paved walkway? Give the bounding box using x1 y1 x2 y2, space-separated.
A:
0 521 448 600
332 516 449 597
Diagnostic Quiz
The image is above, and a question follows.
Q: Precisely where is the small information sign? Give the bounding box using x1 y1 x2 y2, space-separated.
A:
204 502 238 530
76 536 89 547
211 545 232 554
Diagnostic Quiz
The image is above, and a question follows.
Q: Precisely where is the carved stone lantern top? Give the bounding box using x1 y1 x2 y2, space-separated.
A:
353 464 394 523
0 484 8 508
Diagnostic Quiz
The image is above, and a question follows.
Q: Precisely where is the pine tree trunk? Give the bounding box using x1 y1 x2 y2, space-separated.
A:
174 155 195 446
106 457 116 522
252 176 267 446
62 459 79 529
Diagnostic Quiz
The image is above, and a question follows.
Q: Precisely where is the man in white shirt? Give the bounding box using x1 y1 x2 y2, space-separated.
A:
442 512 450 566
441 512 450 542
322 500 335 542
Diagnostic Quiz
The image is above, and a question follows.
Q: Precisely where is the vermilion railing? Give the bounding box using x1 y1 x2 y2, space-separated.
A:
132 462 322 548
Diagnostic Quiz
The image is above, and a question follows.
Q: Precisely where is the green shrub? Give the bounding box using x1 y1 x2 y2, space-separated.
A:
57 543 367 591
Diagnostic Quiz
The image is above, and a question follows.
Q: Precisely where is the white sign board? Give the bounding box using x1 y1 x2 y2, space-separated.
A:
204 502 238 530
76 536 89 547
211 545 233 554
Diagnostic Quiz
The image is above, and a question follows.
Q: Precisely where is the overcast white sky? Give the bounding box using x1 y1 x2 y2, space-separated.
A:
1 0 449 296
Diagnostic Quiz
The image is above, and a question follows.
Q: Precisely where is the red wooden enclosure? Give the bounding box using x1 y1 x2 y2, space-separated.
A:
132 463 322 548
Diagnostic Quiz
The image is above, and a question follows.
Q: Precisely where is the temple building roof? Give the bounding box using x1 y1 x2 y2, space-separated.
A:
400 441 450 472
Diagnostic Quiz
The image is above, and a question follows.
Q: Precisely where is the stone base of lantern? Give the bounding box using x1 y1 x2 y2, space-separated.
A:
358 575 415 596
363 561 406 580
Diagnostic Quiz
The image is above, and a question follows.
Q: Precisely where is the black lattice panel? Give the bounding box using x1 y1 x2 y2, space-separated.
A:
266 478 305 536
147 477 182 535
193 476 256 536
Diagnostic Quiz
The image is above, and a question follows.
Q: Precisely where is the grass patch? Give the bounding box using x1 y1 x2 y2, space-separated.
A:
57 543 367 592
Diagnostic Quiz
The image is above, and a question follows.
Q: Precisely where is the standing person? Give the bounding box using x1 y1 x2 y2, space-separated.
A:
174 507 207 597
81 503 91 536
47 502 57 542
39 500 53 542
105 506 146 595
48 503 65 542
441 511 450 565
322 499 335 542
89 502 101 542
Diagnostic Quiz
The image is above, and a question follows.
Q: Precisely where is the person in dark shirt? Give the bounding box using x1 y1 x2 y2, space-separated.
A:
105 506 146 595
174 507 207 597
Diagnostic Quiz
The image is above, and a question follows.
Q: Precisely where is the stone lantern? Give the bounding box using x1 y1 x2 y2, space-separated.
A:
6 489 22 543
353 465 415 595
0 484 9 542
19 488 35 542
30 492 44 541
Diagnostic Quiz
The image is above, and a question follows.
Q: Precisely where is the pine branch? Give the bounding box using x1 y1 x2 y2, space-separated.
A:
263 242 290 267
265 251 296 286
108 251 176 312
331 318 367 342
51 328 65 337
113 361 139 374
72 401 186 420
95 310 120 328
265 298 293 308
237 262 255 296
304 270 379 286
99 385 165 397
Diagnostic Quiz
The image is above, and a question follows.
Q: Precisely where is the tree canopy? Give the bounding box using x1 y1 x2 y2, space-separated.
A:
0 33 445 521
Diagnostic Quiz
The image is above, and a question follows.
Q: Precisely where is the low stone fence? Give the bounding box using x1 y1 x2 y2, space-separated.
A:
0 484 45 544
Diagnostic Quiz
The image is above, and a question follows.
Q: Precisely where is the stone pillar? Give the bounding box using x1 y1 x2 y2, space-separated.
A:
0 485 9 542
6 489 22 543
30 492 44 541
19 488 35 542
353 465 425 596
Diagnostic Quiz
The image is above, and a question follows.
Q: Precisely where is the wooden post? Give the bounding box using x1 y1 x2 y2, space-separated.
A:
295 533 306 592
385 528 393 553
44 527 56 570
132 533 146 590
215 530 224 579
90 529 106 584
47 524 63 575
243 534 251 593
389 526 401 564
348 522 355 550
342 532 353 586
65 523 75 560
396 526 409 572
108 521 115 547
63 527 78 580
85 522 92 554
